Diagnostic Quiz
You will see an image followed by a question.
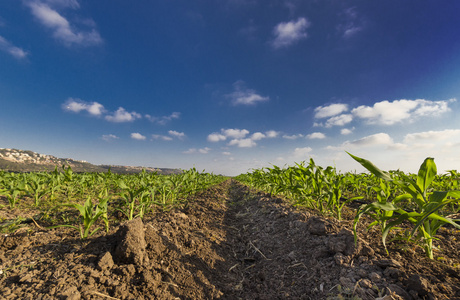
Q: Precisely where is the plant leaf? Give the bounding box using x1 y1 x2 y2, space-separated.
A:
346 152 392 181
416 157 436 194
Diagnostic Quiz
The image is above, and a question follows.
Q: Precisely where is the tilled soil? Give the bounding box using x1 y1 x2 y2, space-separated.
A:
0 180 459 299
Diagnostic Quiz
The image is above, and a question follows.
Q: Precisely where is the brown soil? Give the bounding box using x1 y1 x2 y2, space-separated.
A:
0 180 459 299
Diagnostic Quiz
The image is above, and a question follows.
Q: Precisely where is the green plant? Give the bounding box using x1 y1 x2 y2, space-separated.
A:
58 196 109 240
348 152 460 259
0 176 26 208
116 179 149 220
25 173 49 206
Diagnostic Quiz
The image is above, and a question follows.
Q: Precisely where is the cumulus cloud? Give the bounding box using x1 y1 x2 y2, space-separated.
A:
251 132 266 141
283 134 304 140
293 147 313 158
341 128 353 135
62 98 105 116
101 134 119 142
307 132 326 139
325 114 353 127
226 81 269 105
352 99 453 125
25 0 102 47
145 112 180 125
207 133 227 142
228 138 257 148
168 130 186 140
265 130 279 138
314 103 349 119
105 107 141 123
208 128 278 148
131 133 146 140
313 103 353 127
0 35 29 59
208 128 249 142
222 128 249 139
272 17 310 49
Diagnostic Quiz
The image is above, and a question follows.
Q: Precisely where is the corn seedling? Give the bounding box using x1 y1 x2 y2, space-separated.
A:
58 196 109 240
348 152 460 259
116 179 149 220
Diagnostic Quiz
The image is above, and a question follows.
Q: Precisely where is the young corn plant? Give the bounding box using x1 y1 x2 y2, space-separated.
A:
0 177 27 209
59 196 109 240
25 174 49 207
326 176 363 220
348 152 460 259
116 179 149 220
97 189 110 233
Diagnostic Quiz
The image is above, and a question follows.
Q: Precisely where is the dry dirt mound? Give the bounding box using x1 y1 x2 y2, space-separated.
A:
0 180 459 299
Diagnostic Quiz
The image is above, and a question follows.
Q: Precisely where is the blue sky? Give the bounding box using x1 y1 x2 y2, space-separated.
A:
1 0 460 175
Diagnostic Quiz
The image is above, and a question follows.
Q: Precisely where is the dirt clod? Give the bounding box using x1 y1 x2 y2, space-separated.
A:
98 251 114 271
114 218 148 265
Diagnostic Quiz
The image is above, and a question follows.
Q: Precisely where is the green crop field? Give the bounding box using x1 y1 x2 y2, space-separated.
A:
1 155 460 299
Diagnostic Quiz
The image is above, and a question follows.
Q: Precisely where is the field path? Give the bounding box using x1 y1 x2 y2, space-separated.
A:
1 180 459 299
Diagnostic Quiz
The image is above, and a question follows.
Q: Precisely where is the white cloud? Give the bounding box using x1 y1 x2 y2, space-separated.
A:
325 114 353 127
222 128 249 139
283 134 304 140
347 133 393 147
226 81 269 105
131 133 146 140
222 151 232 155
404 129 460 143
152 134 173 141
168 130 186 140
251 132 266 141
228 138 257 148
0 35 29 59
152 130 186 141
62 98 105 116
207 133 227 142
341 128 353 135
314 103 348 119
25 0 102 47
199 147 212 154
265 130 279 138
293 147 312 158
307 132 326 139
208 128 278 147
101 134 119 142
105 107 141 123
272 17 310 49
352 99 453 125
145 112 180 125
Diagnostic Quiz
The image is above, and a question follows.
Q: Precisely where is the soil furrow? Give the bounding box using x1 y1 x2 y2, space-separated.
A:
0 180 459 299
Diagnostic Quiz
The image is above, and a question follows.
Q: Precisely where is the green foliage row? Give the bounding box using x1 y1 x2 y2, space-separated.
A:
0 166 227 239
235 155 460 259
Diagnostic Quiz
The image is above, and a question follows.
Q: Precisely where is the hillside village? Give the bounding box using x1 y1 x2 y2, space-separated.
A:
0 148 86 165
0 148 177 174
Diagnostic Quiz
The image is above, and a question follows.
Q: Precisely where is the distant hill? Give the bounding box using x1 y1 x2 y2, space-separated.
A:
0 148 179 174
